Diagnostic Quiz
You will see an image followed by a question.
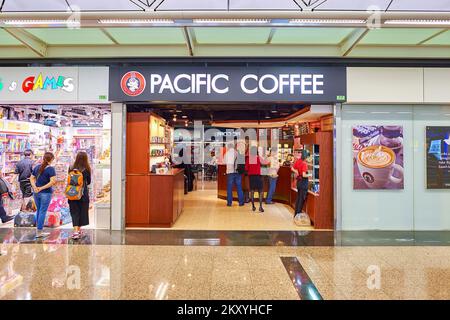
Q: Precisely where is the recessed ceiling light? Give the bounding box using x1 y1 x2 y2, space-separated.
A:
98 19 174 24
385 19 450 25
193 19 270 24
3 19 71 26
182 115 187 118
289 19 365 25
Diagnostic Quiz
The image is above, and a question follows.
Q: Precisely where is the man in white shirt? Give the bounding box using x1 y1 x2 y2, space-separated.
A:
224 142 244 206
266 148 280 204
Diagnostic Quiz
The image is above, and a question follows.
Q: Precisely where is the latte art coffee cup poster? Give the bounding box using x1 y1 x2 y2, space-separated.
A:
352 125 404 190
426 126 450 189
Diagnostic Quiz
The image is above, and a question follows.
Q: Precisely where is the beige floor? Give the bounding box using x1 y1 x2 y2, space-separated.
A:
170 181 313 231
1 244 450 300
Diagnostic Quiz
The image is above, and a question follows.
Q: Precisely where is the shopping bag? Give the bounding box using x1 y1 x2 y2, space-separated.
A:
44 212 61 228
14 212 37 228
60 207 72 225
294 212 311 227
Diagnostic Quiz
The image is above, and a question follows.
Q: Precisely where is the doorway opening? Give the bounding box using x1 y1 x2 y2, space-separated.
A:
125 103 334 231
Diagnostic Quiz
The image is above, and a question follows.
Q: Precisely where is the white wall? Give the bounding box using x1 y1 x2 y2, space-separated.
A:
347 68 423 104
342 67 450 230
110 103 125 230
341 105 414 230
413 106 450 230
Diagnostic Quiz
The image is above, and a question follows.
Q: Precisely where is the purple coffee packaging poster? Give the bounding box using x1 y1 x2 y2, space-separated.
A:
426 126 450 189
352 125 404 190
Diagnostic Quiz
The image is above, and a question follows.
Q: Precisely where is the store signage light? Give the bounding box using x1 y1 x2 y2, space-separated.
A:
0 73 75 94
21 73 75 93
131 73 324 95
110 66 346 103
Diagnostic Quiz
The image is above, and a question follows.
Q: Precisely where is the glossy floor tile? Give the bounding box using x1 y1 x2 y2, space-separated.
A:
1 244 450 300
168 187 313 231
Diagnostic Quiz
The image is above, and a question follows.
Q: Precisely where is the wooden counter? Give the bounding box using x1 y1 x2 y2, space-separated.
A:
126 112 185 228
126 168 185 228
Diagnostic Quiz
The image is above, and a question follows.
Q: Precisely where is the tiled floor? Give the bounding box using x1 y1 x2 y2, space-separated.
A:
1 243 450 300
169 185 313 231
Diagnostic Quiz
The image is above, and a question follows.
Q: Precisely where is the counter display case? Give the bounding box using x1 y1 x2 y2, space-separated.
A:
290 131 333 229
304 144 320 195
126 112 183 228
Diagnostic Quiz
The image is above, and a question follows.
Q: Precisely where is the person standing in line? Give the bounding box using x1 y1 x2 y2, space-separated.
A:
225 142 244 206
30 152 56 238
15 149 34 209
283 153 294 167
245 146 267 213
265 148 280 204
68 151 91 240
291 150 312 217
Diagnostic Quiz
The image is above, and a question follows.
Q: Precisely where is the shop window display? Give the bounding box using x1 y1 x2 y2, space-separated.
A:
0 105 111 228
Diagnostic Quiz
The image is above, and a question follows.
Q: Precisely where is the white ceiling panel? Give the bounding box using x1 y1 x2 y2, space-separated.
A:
312 0 391 11
156 0 228 11
1 0 69 12
229 0 301 10
67 0 144 11
388 0 450 11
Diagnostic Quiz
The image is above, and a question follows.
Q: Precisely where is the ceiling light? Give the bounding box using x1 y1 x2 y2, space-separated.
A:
289 19 365 25
193 19 270 24
271 110 278 113
182 115 187 119
2 19 69 26
98 19 174 24
384 19 450 26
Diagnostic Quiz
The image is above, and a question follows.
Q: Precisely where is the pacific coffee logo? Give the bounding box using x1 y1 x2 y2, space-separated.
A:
120 71 146 97
362 172 375 184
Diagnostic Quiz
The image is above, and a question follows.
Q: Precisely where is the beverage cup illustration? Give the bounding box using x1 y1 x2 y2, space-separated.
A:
357 145 404 189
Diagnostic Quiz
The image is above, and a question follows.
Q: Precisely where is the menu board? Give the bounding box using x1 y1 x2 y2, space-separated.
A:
281 126 295 140
426 126 450 189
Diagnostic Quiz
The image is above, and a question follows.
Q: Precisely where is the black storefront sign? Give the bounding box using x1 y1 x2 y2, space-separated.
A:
109 66 346 103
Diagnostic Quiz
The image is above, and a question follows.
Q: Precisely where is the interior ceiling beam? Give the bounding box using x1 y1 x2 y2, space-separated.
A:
417 29 448 45
340 28 369 57
100 28 119 45
2 10 450 20
182 26 194 57
1 43 450 59
2 27 47 57
266 28 277 45
349 45 450 58
192 44 342 57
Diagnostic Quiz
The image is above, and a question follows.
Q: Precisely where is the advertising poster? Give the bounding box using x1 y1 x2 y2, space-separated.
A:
352 125 404 190
426 126 450 189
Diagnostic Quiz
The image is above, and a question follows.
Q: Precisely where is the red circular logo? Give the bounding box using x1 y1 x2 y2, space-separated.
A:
120 71 146 97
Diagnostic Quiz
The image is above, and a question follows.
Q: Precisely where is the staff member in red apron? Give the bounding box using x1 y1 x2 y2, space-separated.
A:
292 150 312 217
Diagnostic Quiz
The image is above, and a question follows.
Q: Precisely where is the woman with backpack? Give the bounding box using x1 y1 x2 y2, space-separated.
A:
67 151 91 240
30 152 56 238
